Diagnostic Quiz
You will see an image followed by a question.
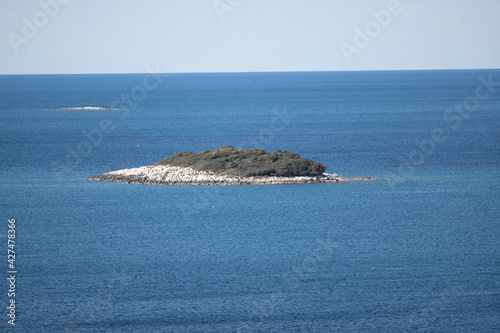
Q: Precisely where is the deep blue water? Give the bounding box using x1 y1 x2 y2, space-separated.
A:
1 70 499 332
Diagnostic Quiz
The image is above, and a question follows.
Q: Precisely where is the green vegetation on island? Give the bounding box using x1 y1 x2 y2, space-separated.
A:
155 146 327 177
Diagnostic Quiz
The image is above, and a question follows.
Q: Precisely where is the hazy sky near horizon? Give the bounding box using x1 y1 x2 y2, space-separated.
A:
1 0 499 74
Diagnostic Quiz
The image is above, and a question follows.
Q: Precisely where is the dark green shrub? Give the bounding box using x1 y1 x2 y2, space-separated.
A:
154 147 326 177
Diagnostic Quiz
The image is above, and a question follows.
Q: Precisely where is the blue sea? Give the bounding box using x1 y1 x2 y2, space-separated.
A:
1 70 499 332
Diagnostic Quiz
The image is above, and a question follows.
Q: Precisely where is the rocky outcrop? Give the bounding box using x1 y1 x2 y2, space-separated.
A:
60 107 116 110
86 165 374 185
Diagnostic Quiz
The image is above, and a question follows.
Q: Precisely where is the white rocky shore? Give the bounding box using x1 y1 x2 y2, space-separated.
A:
86 165 374 185
60 107 116 110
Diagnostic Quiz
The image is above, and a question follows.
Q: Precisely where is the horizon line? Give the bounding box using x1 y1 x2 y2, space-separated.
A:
1 67 499 76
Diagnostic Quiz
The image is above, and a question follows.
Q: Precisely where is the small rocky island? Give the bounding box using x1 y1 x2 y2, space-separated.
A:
86 146 374 185
60 107 116 110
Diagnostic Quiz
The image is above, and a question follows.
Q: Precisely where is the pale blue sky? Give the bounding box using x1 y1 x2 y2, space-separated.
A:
1 0 499 74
